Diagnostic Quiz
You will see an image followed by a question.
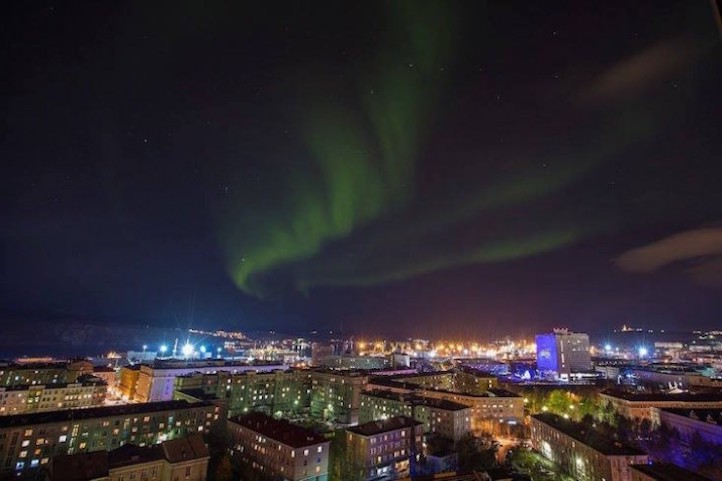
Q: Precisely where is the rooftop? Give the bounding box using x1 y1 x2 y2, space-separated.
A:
661 408 722 424
362 390 470 411
161 434 209 463
145 359 286 370
630 463 715 481
0 378 107 392
176 388 219 401
50 434 208 480
347 416 422 436
50 451 109 481
0 400 211 428
229 412 328 448
532 413 647 456
107 444 164 468
602 389 722 402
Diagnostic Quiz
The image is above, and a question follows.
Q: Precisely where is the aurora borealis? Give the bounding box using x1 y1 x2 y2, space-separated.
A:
2 1 722 336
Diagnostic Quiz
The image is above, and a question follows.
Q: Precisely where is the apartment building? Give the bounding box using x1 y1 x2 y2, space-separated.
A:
600 389 722 422
48 433 210 481
228 412 330 481
119 360 288 402
309 370 368 424
359 390 472 442
174 369 310 418
0 400 217 478
0 377 107 416
346 416 423 481
530 413 648 481
0 361 92 388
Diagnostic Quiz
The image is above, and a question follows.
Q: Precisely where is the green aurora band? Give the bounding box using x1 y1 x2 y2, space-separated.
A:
218 2 678 297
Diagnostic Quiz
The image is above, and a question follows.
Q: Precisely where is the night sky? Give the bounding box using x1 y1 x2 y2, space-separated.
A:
2 1 722 338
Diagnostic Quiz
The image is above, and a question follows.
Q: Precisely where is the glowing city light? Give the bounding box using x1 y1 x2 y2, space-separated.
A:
200 345 207 353
182 343 194 358
159 345 168 354
638 346 648 357
604 344 612 351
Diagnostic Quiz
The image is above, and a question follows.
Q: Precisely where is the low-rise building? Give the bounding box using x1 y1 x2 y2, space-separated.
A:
346 416 423 481
0 400 217 478
48 433 210 481
654 408 722 445
530 413 648 481
600 389 722 422
0 377 107 416
630 463 715 481
228 412 330 481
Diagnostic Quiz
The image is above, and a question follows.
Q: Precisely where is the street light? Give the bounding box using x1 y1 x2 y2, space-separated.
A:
159 345 168 355
182 343 194 358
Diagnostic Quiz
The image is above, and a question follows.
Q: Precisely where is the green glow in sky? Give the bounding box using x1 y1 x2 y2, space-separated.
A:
219 1 665 297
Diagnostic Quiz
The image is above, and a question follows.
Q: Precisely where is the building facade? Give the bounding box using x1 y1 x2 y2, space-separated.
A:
309 370 368 424
530 413 648 481
0 378 107 416
119 360 288 402
367 377 522 436
346 416 424 481
0 361 92 388
228 412 330 481
536 329 591 378
0 400 217 478
359 391 472 442
175 369 310 418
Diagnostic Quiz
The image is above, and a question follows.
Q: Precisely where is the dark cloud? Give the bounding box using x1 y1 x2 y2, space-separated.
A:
616 227 722 286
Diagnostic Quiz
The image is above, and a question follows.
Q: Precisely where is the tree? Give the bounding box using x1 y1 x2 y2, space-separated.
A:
328 429 364 481
456 434 498 473
212 454 234 481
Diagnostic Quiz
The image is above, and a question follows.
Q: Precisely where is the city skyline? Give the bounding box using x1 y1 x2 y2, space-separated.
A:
3 1 722 337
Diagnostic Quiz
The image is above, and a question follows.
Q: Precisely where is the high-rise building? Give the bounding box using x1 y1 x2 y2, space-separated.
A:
536 329 591 378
